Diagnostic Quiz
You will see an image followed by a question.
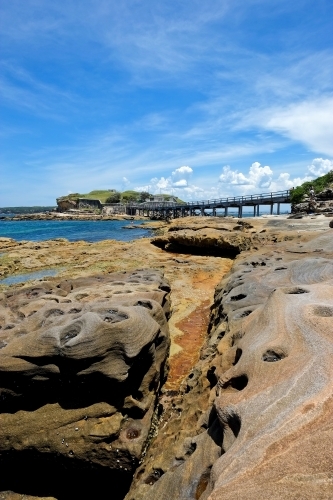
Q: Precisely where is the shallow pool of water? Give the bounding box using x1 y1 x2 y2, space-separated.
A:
0 268 62 285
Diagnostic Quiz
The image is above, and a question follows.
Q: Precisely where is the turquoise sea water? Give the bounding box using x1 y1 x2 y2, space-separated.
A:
0 219 152 243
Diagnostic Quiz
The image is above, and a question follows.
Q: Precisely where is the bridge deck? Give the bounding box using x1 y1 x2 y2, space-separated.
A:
129 190 291 213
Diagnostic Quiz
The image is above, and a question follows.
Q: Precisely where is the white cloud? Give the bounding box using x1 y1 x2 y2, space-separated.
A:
173 179 188 187
217 157 333 196
307 158 333 176
219 162 273 189
250 97 333 156
173 165 193 175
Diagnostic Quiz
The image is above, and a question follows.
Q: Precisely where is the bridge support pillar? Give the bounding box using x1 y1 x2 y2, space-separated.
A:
224 207 228 217
213 208 216 217
256 205 260 216
270 204 274 215
201 207 205 216
238 205 242 218
277 203 280 215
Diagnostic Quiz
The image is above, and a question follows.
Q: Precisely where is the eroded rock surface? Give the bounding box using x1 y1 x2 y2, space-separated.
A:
1 216 332 499
126 229 333 500
0 270 171 499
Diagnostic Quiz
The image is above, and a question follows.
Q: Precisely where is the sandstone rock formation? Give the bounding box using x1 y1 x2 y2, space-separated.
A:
56 198 78 212
125 228 333 500
0 215 332 499
0 270 171 499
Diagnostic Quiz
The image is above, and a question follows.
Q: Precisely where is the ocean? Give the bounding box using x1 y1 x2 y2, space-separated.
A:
0 219 153 243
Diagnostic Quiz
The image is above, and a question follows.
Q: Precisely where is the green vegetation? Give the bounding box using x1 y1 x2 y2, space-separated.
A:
57 189 184 204
57 190 116 203
290 170 333 204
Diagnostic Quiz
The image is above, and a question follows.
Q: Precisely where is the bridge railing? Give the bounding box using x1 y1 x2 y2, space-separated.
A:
130 190 290 210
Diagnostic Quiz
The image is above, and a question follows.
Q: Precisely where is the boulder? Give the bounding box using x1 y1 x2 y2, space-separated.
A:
0 270 170 499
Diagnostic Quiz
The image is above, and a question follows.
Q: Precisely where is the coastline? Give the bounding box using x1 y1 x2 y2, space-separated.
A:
0 214 332 499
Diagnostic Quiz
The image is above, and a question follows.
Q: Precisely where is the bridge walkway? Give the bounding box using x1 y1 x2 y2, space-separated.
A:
127 190 291 219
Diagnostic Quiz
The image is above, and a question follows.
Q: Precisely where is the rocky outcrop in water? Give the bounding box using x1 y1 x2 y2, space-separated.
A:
0 270 171 499
56 198 78 212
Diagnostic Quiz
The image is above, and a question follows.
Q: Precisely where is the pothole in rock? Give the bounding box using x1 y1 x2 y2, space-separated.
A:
312 305 333 317
103 309 129 323
262 349 286 362
135 300 153 310
144 468 165 485
283 287 310 294
45 308 65 318
222 374 248 392
60 324 81 345
230 293 247 301
235 309 253 319
233 348 242 365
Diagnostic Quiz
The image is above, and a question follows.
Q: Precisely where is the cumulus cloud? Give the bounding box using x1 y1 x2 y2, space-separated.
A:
173 179 188 187
219 162 273 190
135 165 193 193
134 165 206 200
171 165 193 186
307 158 333 176
173 165 193 176
218 158 332 197
134 157 332 202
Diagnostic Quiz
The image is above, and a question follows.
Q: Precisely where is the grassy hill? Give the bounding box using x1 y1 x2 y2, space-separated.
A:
57 190 113 203
57 190 184 204
290 170 333 204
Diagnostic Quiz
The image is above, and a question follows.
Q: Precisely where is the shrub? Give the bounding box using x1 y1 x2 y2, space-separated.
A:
290 170 333 204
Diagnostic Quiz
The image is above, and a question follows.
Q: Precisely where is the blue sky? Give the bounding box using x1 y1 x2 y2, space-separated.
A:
1 0 332 206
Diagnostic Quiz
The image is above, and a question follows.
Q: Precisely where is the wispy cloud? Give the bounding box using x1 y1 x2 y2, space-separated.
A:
238 96 333 156
0 0 332 206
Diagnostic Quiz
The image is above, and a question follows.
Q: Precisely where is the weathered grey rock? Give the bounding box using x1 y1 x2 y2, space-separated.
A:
0 270 170 499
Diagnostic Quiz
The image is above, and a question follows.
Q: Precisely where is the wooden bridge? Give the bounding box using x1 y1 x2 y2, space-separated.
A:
127 190 291 219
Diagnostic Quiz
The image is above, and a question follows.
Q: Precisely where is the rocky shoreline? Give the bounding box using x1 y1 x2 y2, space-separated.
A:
0 215 332 499
0 212 142 221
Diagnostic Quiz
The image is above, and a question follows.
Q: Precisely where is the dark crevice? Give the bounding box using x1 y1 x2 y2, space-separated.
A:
206 366 217 388
152 241 240 258
195 467 212 500
230 293 247 301
0 451 133 500
283 287 310 294
222 375 248 391
233 348 242 365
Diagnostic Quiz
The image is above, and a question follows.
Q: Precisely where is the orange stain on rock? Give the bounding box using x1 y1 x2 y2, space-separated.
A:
165 299 211 390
